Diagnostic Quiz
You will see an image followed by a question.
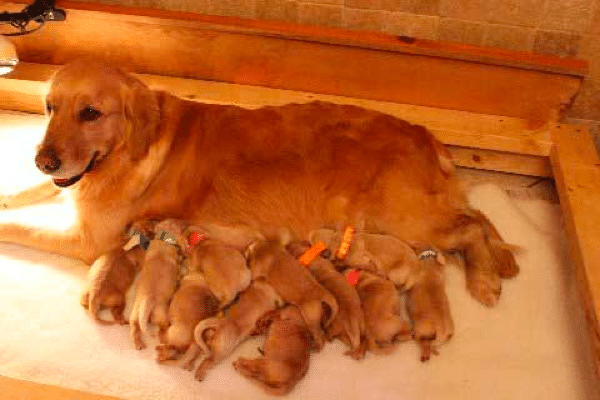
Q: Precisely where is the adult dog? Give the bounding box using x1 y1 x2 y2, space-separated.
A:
0 60 518 307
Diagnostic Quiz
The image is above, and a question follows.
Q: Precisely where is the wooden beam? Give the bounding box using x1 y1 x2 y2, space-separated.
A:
0 2 585 121
550 124 600 379
2 0 589 77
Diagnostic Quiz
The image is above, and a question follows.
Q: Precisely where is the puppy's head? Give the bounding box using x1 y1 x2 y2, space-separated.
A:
37 59 160 188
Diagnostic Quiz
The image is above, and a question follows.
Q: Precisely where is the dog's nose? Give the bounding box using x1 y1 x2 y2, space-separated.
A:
35 147 61 173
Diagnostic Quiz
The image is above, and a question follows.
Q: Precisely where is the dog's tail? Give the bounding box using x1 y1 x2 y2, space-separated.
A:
193 317 221 357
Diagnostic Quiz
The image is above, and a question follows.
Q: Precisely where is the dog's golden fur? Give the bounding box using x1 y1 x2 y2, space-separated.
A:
0 60 517 307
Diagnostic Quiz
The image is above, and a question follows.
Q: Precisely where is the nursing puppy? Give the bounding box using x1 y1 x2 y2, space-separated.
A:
309 228 421 288
80 219 157 324
155 272 220 362
129 219 185 349
80 246 144 325
233 305 311 396
245 239 339 350
287 241 365 359
187 237 251 307
188 280 282 381
406 249 454 362
350 269 412 356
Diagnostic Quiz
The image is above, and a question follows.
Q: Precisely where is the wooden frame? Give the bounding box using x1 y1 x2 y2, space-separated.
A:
0 1 598 398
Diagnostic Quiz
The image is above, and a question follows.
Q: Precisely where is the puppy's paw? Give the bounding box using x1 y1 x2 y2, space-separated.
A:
232 358 262 379
155 344 179 363
467 271 501 307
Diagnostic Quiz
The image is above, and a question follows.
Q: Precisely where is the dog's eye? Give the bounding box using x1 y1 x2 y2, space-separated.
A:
45 102 53 114
79 106 102 122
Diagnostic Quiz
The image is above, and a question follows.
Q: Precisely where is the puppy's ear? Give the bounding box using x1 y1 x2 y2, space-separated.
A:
122 75 161 161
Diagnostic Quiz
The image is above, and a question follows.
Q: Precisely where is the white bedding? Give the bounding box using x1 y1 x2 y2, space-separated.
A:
0 111 598 399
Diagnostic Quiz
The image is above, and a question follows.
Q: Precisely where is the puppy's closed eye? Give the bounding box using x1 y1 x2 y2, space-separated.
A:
79 106 102 122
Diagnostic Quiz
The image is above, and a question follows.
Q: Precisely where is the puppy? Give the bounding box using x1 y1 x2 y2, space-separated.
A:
80 219 156 324
350 269 412 356
80 246 144 325
245 239 339 351
155 272 220 362
309 228 421 288
406 249 454 362
187 280 282 381
286 241 365 359
233 305 311 396
129 219 185 350
187 238 251 308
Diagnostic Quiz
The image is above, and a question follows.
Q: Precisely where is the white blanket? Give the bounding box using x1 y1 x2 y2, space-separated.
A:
0 112 598 399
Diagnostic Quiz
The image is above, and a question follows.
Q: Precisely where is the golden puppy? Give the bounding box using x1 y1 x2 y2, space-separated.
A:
155 272 220 363
187 238 251 307
406 248 454 362
245 240 339 351
0 60 517 309
286 241 365 359
80 219 156 324
233 305 311 396
129 219 185 350
80 246 144 325
186 280 282 381
350 269 412 356
309 227 422 288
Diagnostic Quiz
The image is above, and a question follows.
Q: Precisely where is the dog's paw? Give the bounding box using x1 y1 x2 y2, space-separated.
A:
467 270 501 307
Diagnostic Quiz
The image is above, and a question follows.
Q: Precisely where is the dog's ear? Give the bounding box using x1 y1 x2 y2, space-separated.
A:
122 75 161 161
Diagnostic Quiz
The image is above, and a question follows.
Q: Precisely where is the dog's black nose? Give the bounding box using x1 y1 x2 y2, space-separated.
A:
35 147 61 173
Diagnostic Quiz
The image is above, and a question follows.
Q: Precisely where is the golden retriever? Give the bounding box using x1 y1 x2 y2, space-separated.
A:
0 60 517 307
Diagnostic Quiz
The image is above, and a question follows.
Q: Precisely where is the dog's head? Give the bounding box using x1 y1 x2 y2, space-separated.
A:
36 60 160 188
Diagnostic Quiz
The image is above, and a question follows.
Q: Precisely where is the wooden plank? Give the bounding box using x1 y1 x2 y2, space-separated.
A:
0 376 120 400
2 0 589 77
448 146 552 177
550 124 600 379
0 63 554 158
0 2 585 121
0 78 48 114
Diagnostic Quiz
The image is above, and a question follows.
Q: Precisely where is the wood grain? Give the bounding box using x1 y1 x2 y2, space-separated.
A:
0 2 586 121
550 124 600 380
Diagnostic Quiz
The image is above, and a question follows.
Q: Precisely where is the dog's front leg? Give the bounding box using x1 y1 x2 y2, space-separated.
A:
0 181 62 210
0 222 92 263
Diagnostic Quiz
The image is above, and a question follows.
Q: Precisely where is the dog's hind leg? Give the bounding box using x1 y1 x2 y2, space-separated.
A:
434 209 518 307
0 181 61 210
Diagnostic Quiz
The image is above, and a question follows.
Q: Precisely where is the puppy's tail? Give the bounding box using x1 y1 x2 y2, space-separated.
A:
193 317 220 357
